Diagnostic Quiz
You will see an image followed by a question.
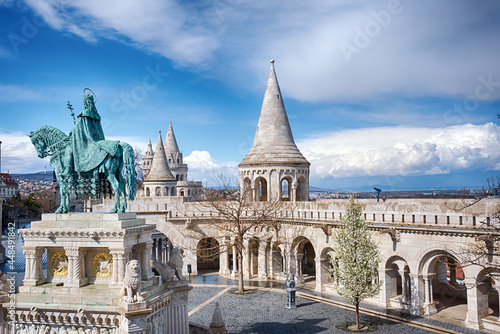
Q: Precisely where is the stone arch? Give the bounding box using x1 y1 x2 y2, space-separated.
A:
197 238 220 271
382 256 412 309
418 249 467 319
280 176 292 201
170 187 176 196
163 187 169 196
291 236 316 285
145 187 150 197
296 176 307 201
255 177 268 202
476 267 500 321
271 241 285 279
155 187 161 196
317 247 335 292
247 238 260 278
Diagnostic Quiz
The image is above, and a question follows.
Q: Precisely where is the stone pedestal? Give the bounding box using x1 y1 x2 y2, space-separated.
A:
3 212 192 334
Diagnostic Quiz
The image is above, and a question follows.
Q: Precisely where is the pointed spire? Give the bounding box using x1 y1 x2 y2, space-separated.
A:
144 138 154 157
164 121 181 154
145 131 175 181
240 60 310 166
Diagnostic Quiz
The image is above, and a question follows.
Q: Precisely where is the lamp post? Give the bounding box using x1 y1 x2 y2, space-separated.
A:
187 263 192 281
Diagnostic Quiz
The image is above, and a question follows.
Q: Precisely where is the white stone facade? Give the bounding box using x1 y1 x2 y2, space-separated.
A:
1 213 192 334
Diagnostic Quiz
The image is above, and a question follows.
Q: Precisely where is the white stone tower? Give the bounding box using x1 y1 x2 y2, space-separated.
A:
143 131 177 197
239 60 310 202
164 121 188 182
142 138 154 178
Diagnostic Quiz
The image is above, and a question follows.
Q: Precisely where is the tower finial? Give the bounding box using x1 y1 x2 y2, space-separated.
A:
270 59 275 63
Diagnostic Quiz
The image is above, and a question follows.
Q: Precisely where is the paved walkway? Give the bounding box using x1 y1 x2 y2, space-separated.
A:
187 272 490 334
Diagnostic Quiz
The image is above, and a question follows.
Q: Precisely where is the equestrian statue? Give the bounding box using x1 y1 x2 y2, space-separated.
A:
29 89 136 213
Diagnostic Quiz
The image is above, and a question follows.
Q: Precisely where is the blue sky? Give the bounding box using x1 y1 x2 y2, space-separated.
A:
1 0 500 191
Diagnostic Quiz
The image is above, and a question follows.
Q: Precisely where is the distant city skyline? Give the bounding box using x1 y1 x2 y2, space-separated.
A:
1 1 499 190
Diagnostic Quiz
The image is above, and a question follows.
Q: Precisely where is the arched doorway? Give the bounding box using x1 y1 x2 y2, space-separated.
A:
420 251 467 319
197 238 220 272
291 237 316 286
247 239 259 277
383 256 411 311
318 247 335 292
271 243 285 279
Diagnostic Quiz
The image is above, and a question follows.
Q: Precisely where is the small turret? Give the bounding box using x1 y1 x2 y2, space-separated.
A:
142 138 154 178
143 131 176 197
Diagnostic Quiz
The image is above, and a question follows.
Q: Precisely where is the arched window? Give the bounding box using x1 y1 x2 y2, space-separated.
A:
146 188 150 197
256 178 267 201
280 177 291 201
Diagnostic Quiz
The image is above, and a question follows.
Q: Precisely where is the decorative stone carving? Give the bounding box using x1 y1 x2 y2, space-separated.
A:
123 260 144 304
152 247 185 282
380 228 401 242
92 252 113 277
50 252 69 276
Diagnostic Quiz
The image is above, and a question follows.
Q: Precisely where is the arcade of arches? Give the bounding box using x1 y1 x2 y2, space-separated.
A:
153 223 500 331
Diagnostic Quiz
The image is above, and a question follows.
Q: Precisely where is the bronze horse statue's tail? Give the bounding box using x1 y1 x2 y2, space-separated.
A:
121 142 136 201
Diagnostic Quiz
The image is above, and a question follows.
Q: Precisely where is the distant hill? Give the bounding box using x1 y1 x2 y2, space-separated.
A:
11 171 54 182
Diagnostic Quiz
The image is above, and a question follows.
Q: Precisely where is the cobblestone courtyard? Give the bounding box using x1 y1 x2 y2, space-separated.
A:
187 273 489 334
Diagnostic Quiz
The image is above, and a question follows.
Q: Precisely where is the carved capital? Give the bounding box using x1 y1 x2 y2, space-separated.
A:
379 228 400 242
320 224 332 236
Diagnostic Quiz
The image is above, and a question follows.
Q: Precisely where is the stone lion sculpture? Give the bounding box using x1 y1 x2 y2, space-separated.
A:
123 260 144 303
151 247 185 282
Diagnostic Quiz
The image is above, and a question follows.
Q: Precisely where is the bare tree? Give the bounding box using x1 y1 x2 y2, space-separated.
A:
450 176 500 287
133 147 144 191
192 174 284 293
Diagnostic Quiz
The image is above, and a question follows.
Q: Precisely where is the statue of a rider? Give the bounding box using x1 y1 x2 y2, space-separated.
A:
63 90 109 178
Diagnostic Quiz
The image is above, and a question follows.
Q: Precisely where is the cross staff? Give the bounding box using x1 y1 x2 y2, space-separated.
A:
67 101 76 124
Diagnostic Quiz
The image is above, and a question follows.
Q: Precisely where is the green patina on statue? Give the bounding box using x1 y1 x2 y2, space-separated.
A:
29 89 136 213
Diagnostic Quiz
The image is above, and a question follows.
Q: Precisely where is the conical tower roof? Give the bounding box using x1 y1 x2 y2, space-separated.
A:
239 60 310 167
145 131 175 181
144 138 154 157
164 121 181 154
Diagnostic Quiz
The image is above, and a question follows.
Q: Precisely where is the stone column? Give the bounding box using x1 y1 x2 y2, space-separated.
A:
250 246 255 277
400 269 408 304
142 242 155 280
465 277 488 330
379 268 396 307
110 247 131 286
409 273 424 315
291 183 298 202
157 239 163 264
422 274 437 315
152 238 157 262
258 242 268 279
231 245 238 277
64 247 87 287
242 240 250 279
315 256 326 292
22 247 44 286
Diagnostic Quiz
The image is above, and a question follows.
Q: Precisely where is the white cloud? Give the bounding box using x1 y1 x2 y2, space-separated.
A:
0 131 49 174
184 150 238 186
22 1 500 101
298 123 500 179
